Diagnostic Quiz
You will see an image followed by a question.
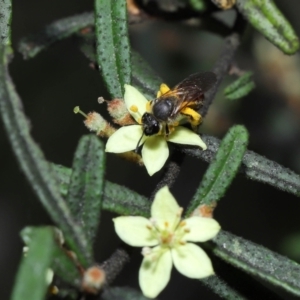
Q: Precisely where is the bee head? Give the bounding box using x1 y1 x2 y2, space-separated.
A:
135 113 161 153
141 113 160 136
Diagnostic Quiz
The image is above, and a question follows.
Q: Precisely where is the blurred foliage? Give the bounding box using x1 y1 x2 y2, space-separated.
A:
0 0 300 299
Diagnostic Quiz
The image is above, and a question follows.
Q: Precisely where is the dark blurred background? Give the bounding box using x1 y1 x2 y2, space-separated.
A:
1 1 300 299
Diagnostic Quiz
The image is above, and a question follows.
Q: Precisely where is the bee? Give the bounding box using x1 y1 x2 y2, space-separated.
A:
141 71 217 138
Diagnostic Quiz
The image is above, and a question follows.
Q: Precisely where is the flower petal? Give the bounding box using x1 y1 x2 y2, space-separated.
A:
113 216 159 247
183 216 221 242
105 125 144 153
142 135 169 176
172 243 214 278
124 84 148 121
168 126 207 150
139 247 172 298
151 186 181 231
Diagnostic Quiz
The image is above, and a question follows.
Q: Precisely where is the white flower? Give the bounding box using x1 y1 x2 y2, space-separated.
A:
113 186 221 298
105 85 207 176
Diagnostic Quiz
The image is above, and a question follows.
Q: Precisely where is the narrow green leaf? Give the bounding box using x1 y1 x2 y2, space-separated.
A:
243 149 300 197
18 12 93 59
77 30 97 62
236 0 299 55
0 45 92 267
189 0 208 11
0 0 12 47
104 181 150 217
224 71 256 100
51 163 151 217
186 126 248 215
20 226 81 288
11 228 55 300
50 164 72 197
101 287 152 300
51 246 81 288
201 276 247 300
94 0 131 98
131 51 162 100
66 135 105 247
78 32 161 99
212 230 300 297
180 135 300 197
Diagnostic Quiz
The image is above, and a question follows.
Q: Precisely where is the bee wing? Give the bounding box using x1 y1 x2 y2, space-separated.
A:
170 88 203 116
154 72 217 117
171 72 217 115
176 72 217 93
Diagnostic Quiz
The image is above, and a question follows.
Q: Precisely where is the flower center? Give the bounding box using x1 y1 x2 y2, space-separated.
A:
157 220 191 248
159 228 174 246
147 207 190 248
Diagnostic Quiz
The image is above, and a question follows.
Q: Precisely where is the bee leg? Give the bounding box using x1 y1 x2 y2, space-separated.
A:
165 124 170 137
157 83 170 97
180 107 202 129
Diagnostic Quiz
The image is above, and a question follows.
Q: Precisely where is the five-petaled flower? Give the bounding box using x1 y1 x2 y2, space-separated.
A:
105 84 207 176
113 186 221 298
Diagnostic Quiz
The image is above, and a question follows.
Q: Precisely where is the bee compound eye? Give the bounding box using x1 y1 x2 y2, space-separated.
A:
151 122 160 135
142 113 160 136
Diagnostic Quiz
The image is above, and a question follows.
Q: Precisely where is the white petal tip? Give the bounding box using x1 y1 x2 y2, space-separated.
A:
147 169 156 176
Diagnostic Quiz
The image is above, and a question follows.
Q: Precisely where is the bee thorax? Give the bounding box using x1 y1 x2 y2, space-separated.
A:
152 99 174 121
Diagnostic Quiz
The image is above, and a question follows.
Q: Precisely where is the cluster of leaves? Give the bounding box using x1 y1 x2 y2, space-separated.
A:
0 0 300 299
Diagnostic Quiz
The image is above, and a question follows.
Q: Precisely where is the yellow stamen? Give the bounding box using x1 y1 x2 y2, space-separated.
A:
184 228 190 233
74 106 88 118
179 240 186 245
146 225 152 230
164 222 169 228
179 221 186 227
130 105 138 113
159 83 170 95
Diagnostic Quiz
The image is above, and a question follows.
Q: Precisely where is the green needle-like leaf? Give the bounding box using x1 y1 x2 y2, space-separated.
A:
50 164 72 197
103 181 150 217
201 276 247 300
224 71 255 100
101 287 152 300
66 135 105 247
186 125 248 215
51 163 150 217
0 45 92 267
212 230 300 296
11 228 55 300
189 0 208 11
0 0 12 47
131 51 161 99
20 226 81 288
181 135 300 197
18 12 93 59
236 0 299 55
94 0 131 98
78 33 160 99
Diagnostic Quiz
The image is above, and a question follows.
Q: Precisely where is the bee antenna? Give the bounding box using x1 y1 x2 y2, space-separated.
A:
135 130 145 153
